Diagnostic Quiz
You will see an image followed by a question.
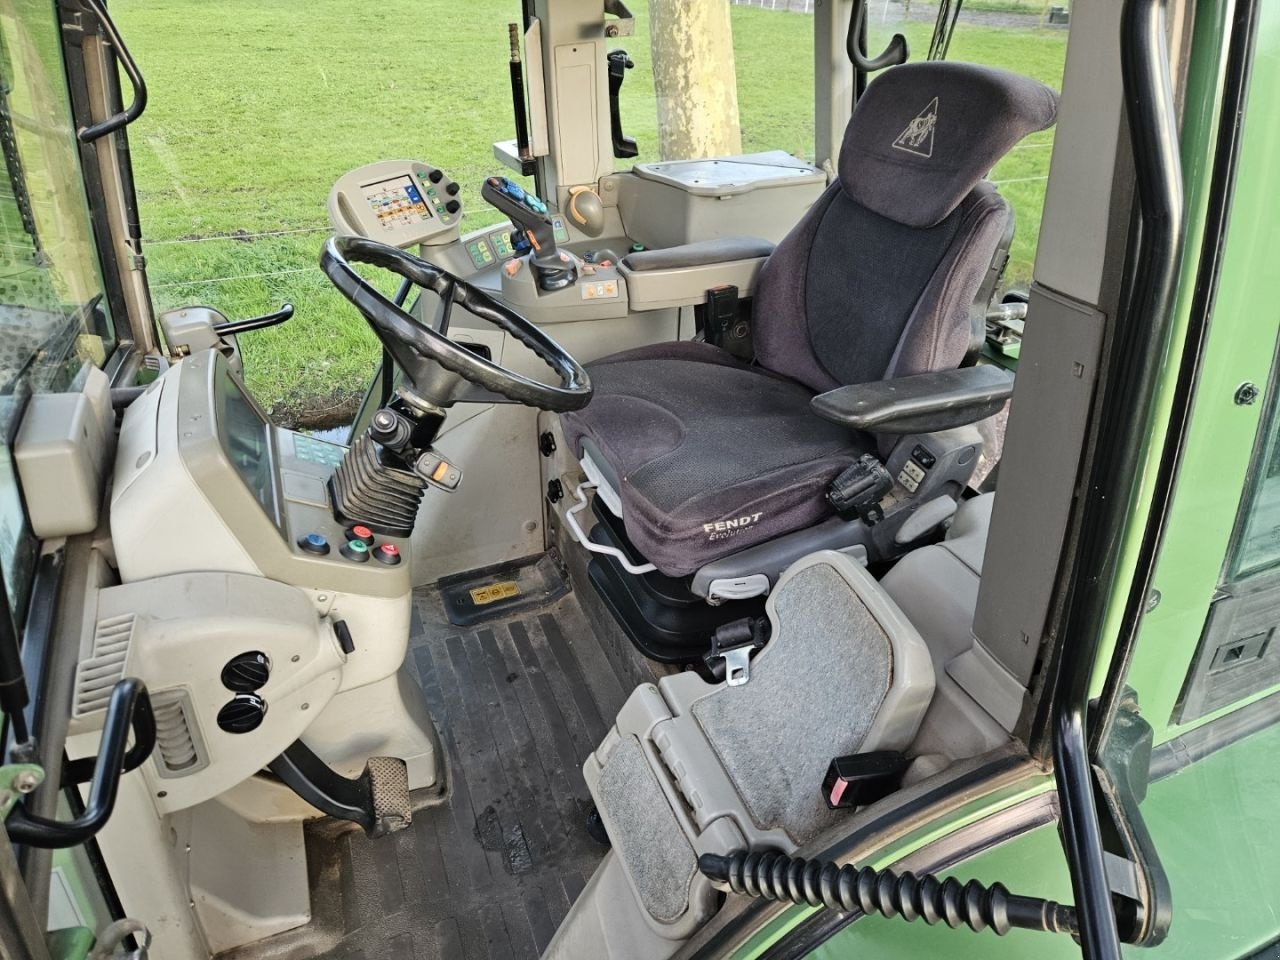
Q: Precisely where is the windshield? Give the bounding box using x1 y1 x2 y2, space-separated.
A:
0 0 118 619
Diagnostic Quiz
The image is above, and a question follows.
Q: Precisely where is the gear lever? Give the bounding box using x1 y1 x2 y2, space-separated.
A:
481 176 578 291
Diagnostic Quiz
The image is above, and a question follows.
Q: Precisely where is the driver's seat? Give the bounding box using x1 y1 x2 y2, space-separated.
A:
561 62 1057 582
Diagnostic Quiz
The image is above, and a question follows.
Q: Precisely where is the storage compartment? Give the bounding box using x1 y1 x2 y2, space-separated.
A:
615 150 826 249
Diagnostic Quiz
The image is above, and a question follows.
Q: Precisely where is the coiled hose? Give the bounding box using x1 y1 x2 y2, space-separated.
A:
699 850 1080 938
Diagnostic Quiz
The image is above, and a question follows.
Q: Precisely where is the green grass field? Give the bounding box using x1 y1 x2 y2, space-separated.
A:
112 0 1066 425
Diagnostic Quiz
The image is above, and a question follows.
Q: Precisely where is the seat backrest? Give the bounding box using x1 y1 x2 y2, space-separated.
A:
753 62 1058 393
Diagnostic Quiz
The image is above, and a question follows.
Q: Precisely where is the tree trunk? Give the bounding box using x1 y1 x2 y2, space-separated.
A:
648 0 743 161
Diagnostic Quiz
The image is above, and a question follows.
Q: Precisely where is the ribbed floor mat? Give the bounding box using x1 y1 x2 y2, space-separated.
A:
222 588 631 960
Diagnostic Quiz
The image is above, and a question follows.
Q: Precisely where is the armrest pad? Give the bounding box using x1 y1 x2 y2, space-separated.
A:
621 236 775 272
811 365 1014 435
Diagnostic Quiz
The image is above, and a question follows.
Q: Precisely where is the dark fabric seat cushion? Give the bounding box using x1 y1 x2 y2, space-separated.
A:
561 342 866 577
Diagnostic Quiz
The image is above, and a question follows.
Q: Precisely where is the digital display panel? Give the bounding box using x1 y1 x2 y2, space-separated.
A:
218 371 279 526
361 175 434 233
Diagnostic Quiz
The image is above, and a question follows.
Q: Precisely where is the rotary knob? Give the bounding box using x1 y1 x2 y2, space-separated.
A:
221 651 270 692
217 693 267 734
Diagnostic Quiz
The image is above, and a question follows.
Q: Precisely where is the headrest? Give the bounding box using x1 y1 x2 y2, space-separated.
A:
838 62 1059 229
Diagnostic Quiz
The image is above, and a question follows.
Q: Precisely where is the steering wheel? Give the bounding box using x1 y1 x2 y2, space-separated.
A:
320 235 592 412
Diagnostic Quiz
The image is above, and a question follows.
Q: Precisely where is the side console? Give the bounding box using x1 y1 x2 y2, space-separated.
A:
109 348 440 786
86 348 445 957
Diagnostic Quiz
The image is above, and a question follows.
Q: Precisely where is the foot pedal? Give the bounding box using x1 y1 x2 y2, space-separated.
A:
268 742 413 839
365 756 412 837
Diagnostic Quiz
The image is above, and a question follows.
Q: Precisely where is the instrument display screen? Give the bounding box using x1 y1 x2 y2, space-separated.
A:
217 370 279 527
361 175 434 233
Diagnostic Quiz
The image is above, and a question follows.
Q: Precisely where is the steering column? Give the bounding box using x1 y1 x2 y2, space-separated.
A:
319 235 592 537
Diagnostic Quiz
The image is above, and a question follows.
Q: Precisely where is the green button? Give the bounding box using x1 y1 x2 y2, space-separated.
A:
347 539 368 553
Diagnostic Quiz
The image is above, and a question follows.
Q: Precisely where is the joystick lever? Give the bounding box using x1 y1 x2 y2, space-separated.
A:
481 176 577 292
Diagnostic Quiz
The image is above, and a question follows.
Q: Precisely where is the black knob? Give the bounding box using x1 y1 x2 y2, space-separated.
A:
217 693 267 734
446 199 461 215
428 168 444 183
222 651 271 692
445 181 460 196
369 408 411 447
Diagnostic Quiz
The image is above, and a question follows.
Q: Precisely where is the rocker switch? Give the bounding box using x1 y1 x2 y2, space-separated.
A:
415 452 463 492
898 460 925 493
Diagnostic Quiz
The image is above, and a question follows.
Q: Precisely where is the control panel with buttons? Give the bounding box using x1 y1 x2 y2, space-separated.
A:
580 279 620 301
328 160 464 250
273 429 413 574
897 459 926 493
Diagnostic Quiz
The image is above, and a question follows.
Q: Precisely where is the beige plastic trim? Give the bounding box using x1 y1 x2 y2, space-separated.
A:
618 256 767 312
525 18 549 157
578 551 936 941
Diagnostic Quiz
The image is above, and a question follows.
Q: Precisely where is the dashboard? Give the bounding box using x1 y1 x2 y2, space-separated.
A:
328 161 464 248
111 350 411 600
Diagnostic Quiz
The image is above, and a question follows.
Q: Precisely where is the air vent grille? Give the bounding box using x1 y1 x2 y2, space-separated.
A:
150 690 208 778
73 614 135 717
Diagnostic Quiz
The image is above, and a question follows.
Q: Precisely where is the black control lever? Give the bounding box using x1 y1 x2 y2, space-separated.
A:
607 50 639 159
212 302 295 337
481 176 577 291
7 679 155 849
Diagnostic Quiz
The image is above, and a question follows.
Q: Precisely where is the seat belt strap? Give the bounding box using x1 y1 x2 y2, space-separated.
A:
703 616 770 687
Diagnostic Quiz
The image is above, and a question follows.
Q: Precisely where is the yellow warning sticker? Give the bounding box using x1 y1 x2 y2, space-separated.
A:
469 581 521 606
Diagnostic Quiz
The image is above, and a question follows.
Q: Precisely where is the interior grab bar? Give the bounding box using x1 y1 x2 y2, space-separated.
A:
76 0 148 144
6 679 155 849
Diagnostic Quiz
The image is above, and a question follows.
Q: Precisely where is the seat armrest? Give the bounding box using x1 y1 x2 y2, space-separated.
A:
621 236 775 272
811 365 1014 435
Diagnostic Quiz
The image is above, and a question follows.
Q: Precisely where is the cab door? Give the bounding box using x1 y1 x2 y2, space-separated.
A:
1100 0 1280 952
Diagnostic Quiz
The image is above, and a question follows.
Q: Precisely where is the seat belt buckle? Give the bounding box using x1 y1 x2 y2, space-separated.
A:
701 284 754 362
822 750 910 809
704 616 770 687
828 454 894 525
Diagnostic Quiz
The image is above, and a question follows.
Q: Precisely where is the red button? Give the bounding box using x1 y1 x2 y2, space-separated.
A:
373 543 402 566
353 525 373 540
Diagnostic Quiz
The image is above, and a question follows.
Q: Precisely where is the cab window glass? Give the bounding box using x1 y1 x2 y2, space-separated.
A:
1227 371 1280 579
617 2 816 165
112 2 528 430
0 0 118 618
865 2 1069 288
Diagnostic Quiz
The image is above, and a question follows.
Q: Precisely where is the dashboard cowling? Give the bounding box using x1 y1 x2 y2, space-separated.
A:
68 572 345 815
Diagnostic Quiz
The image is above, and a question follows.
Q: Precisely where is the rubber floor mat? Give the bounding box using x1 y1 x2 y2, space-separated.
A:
221 587 630 960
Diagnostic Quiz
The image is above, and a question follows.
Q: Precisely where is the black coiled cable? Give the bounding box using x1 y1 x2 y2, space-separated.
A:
699 850 1079 938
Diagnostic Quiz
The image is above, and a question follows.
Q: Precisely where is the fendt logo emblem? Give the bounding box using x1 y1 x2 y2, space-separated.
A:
893 97 939 158
703 512 764 542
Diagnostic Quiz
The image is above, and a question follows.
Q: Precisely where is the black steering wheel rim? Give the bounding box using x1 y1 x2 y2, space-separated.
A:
320 235 592 412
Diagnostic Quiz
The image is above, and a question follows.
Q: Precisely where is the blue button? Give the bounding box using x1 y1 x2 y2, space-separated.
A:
298 532 330 556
